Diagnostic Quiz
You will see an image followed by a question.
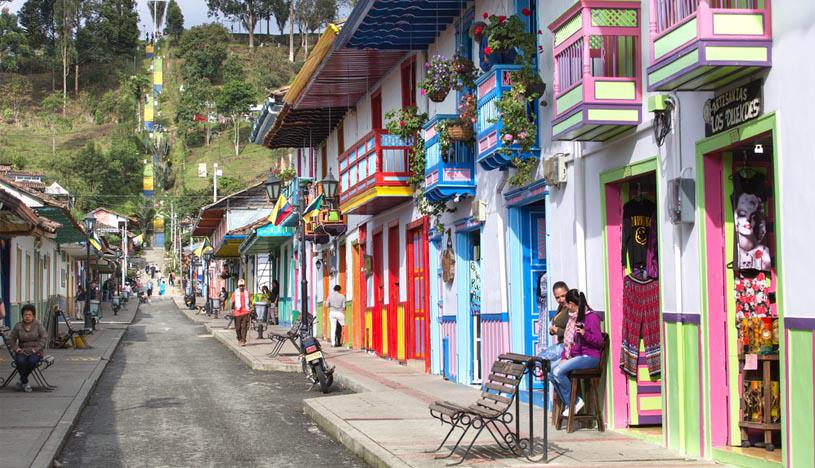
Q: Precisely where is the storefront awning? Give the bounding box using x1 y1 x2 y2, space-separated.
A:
214 235 245 258
239 224 294 256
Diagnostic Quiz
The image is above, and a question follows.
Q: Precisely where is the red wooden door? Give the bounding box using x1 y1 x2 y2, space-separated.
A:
387 224 400 360
407 219 431 370
372 231 384 355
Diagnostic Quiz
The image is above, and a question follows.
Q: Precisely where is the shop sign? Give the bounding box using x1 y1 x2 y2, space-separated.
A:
703 81 763 137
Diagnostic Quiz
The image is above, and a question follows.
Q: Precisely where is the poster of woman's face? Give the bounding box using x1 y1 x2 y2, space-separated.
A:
734 192 771 271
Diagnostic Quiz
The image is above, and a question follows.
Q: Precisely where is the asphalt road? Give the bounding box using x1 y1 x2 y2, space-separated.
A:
58 297 364 467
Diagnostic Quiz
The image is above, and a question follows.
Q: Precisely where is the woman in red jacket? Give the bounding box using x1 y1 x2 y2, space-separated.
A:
549 289 603 417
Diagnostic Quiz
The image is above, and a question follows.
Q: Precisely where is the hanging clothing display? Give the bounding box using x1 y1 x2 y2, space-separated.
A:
646 209 659 279
621 199 657 269
620 274 661 377
731 170 771 273
735 271 771 320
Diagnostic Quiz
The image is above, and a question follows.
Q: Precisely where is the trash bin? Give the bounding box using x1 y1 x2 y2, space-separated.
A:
112 295 121 306
90 300 100 317
255 302 269 323
210 298 221 312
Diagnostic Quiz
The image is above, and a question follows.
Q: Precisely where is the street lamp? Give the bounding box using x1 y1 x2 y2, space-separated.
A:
203 250 213 314
264 172 281 201
320 169 339 206
83 214 96 331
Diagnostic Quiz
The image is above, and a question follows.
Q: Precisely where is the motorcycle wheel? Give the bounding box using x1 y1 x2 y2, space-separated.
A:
313 362 330 393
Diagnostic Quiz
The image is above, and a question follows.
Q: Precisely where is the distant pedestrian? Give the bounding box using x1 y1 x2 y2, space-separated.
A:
230 279 253 346
327 285 346 347
147 280 154 298
269 280 280 325
169 272 175 286
159 280 166 296
219 287 227 310
8 304 47 392
259 285 271 323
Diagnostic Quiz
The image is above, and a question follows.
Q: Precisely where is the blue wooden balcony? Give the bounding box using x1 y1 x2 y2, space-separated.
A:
422 114 476 203
475 65 540 170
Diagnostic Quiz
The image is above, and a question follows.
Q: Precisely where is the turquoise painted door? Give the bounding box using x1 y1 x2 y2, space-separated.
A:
521 206 547 358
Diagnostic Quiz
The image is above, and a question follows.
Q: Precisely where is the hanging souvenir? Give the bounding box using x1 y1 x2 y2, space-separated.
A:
735 272 771 319
441 231 455 284
731 169 771 272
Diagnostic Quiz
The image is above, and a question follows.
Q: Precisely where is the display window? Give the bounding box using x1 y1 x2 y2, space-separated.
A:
601 162 664 437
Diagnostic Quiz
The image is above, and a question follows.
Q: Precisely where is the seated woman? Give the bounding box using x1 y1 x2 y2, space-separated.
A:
8 304 47 392
549 289 603 417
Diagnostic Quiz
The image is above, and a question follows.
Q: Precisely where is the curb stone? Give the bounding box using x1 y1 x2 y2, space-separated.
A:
33 301 140 468
304 398 412 468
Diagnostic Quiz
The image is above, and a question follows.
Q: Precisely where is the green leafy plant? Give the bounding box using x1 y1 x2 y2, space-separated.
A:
482 12 536 60
508 157 539 187
385 106 427 141
273 167 296 182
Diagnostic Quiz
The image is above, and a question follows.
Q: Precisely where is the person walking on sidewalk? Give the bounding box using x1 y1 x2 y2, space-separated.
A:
327 285 346 347
8 304 47 392
269 280 280 325
231 279 253 346
549 289 603 418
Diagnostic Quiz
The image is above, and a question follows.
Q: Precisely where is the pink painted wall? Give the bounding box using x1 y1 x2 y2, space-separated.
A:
481 319 510 382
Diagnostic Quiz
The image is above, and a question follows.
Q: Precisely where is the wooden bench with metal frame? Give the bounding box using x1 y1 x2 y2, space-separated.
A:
266 316 315 358
427 356 528 465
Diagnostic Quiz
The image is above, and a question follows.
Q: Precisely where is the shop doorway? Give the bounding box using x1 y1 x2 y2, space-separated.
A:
372 230 384 355
602 164 664 433
701 130 783 463
407 219 431 369
469 231 482 383
387 224 400 360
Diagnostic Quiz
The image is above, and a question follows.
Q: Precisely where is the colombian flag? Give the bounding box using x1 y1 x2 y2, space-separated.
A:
88 233 103 252
268 195 293 226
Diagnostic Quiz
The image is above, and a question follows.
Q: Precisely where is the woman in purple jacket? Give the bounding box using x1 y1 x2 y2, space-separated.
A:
549 289 603 417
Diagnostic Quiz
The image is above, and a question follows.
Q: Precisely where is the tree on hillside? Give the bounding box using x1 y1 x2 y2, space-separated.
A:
0 10 30 72
0 76 33 125
206 0 273 49
39 91 71 153
176 76 215 146
17 0 56 52
295 0 335 57
216 78 254 156
97 0 139 57
268 0 289 53
73 0 108 95
164 0 184 41
248 45 294 97
124 73 150 131
53 0 78 114
177 24 230 82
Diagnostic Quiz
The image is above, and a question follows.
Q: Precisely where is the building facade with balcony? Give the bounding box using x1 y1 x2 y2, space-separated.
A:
250 1 815 466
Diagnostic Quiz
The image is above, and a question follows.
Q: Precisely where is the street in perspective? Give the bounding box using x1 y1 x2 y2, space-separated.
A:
1 0 813 467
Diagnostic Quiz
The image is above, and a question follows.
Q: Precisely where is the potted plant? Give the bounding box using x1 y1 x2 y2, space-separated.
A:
482 8 537 71
273 167 297 183
451 53 477 91
419 55 454 103
449 94 477 141
384 106 427 142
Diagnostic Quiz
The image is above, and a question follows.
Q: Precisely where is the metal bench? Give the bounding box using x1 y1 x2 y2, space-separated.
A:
428 356 528 465
1 327 57 391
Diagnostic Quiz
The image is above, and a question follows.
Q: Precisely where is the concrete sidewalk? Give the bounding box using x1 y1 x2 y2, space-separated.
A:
0 300 139 468
178 302 717 468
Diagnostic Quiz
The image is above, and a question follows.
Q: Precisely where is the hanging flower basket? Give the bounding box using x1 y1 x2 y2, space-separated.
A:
447 122 473 141
428 88 450 103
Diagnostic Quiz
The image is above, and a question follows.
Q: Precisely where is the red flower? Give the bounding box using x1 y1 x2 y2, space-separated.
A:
484 47 492 55
757 272 766 281
522 8 531 16
482 12 489 19
499 15 507 23
736 282 745 292
475 26 483 35
399 120 406 127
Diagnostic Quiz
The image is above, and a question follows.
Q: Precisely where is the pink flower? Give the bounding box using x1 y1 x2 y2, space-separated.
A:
482 12 489 19
522 8 531 16
420 89 426 95
518 131 528 140
503 134 513 142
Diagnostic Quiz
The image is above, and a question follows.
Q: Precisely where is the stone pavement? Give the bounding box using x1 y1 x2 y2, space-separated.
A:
0 300 139 468
178 301 720 468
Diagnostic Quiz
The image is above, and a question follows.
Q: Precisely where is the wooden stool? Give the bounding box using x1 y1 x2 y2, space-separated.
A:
553 333 609 433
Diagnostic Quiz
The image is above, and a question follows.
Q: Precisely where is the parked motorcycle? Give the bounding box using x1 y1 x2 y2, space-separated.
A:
299 327 334 393
184 290 196 310
111 295 121 315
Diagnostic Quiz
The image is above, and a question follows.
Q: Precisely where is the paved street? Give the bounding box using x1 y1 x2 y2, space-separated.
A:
57 297 363 467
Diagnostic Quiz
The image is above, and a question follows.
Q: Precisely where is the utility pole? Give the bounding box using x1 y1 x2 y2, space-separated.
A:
213 163 223 202
289 0 295 62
